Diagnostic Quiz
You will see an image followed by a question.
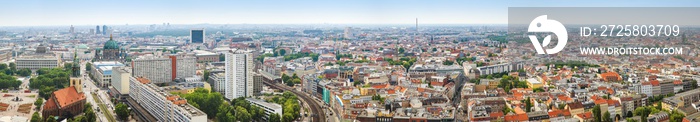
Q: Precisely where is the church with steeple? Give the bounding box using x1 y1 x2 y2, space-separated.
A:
94 34 126 61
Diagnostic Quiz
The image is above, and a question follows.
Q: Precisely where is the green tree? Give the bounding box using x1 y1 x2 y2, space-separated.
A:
398 47 405 54
178 88 224 119
0 72 21 89
9 63 16 73
203 70 210 81
533 88 545 92
432 48 437 52
250 106 265 121
235 106 252 122
34 98 43 110
442 60 454 65
502 106 513 114
283 113 295 122
216 103 236 122
626 118 638 122
18 68 32 77
30 112 41 122
525 97 532 112
84 103 97 122
603 111 611 122
593 105 601 122
278 49 287 56
670 110 686 122
85 63 91 71
46 115 57 122
115 103 130 120
219 54 225 61
269 113 282 122
634 107 651 122
0 63 7 70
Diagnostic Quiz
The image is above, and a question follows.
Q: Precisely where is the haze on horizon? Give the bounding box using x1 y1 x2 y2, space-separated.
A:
0 0 698 26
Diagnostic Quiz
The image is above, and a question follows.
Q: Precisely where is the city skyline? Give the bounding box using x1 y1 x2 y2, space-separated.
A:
1 0 699 26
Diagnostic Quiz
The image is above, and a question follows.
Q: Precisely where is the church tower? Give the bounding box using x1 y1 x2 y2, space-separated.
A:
70 52 83 93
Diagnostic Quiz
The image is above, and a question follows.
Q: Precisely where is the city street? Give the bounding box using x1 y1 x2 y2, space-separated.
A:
80 60 115 122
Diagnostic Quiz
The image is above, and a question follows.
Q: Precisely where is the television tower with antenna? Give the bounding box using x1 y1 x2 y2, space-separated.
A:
415 18 418 42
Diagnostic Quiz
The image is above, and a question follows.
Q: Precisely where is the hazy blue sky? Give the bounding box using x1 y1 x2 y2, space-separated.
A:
0 0 698 26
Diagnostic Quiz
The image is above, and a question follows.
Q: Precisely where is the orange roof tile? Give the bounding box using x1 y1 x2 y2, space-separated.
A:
548 109 571 117
417 87 425 92
513 106 526 114
576 112 593 119
52 86 85 108
504 114 528 121
650 80 660 86
372 84 389 89
674 80 683 85
137 77 151 84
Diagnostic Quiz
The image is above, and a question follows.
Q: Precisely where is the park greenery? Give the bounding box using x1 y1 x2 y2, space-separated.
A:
384 57 417 71
265 91 302 122
174 88 275 122
115 103 130 120
281 73 302 87
29 68 71 99
256 52 320 63
0 71 21 89
492 75 529 93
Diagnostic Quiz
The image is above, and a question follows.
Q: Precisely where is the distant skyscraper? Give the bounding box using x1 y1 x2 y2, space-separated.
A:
224 51 253 99
69 25 75 34
96 26 101 35
102 25 107 35
190 29 205 43
89 29 95 35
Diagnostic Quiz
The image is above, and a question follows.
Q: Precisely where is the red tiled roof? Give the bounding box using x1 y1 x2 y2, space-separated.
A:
504 114 528 121
650 80 660 86
674 80 683 85
567 102 584 109
43 96 58 110
576 112 593 119
549 109 572 117
52 86 85 108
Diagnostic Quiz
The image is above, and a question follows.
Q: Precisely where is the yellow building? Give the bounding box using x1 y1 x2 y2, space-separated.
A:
526 78 543 89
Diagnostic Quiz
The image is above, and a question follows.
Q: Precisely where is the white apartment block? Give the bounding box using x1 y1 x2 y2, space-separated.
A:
112 66 131 95
129 77 207 122
246 98 283 121
224 51 253 99
16 54 59 70
91 61 125 88
210 72 226 93
132 55 196 84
